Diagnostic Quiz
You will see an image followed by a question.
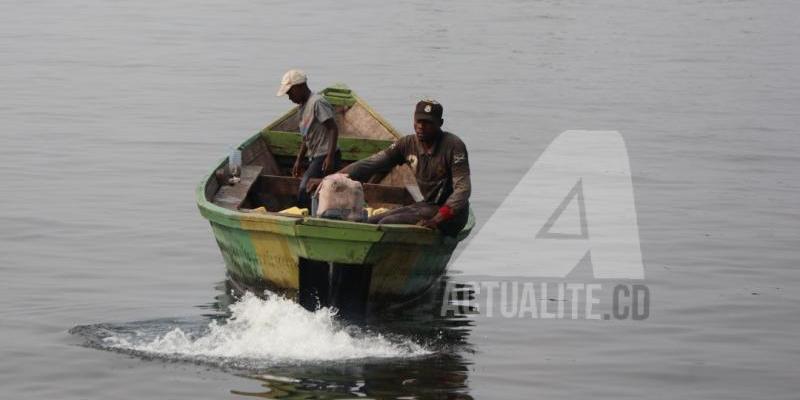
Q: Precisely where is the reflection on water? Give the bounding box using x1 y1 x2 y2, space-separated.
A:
232 353 471 399
71 277 475 399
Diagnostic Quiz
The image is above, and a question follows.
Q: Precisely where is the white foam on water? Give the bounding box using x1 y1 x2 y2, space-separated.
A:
102 292 430 363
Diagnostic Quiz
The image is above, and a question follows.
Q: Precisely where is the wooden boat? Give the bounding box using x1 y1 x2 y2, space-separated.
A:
196 85 474 315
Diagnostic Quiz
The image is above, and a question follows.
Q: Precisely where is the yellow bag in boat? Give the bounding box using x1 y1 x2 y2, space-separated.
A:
279 206 309 216
366 207 388 217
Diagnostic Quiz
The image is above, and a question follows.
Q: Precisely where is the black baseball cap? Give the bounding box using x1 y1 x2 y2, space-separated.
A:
414 99 444 122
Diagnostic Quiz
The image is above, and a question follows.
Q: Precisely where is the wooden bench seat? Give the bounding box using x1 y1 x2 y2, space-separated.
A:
255 174 415 210
213 169 418 212
212 165 263 210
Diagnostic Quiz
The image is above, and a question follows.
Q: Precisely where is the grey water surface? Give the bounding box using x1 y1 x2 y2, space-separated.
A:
1 0 799 399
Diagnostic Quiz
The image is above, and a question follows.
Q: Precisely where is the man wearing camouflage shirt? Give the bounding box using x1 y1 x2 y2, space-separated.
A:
343 99 471 236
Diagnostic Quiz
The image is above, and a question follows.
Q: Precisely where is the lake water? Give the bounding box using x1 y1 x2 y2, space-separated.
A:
2 0 799 398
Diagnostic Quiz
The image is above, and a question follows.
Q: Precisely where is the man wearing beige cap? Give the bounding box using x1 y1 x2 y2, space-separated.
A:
276 69 341 207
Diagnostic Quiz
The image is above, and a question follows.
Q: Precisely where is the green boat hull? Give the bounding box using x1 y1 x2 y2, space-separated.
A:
198 185 473 306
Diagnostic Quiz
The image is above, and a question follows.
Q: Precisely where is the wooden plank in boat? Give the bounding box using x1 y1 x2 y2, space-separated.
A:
240 136 282 176
262 130 394 161
364 182 414 205
261 147 282 175
258 175 413 206
307 178 415 206
258 175 300 197
213 165 263 210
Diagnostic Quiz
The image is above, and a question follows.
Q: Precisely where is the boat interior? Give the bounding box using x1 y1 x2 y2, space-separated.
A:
205 88 421 215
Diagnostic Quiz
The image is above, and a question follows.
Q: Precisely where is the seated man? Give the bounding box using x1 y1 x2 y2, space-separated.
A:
276 69 341 208
342 99 471 236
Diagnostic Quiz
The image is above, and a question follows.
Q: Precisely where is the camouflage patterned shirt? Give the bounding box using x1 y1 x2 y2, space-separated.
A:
346 131 471 216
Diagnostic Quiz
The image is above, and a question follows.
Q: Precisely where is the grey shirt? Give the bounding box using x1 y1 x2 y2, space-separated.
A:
298 93 337 158
346 131 471 216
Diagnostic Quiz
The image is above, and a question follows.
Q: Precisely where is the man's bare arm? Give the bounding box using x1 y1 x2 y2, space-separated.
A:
293 141 308 177
322 119 339 174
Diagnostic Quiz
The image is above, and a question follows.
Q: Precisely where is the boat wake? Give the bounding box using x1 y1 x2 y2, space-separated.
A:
70 292 431 370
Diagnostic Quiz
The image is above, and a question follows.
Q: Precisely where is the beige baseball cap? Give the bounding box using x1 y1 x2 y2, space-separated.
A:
276 69 307 96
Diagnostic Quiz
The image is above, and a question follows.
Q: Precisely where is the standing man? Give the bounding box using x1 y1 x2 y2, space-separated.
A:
276 69 341 207
342 99 471 236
